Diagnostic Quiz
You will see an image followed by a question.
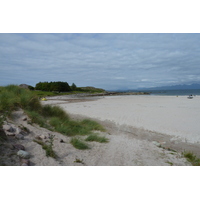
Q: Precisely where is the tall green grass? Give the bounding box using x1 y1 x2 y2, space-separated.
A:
0 85 41 114
70 137 90 150
0 85 108 149
183 151 200 166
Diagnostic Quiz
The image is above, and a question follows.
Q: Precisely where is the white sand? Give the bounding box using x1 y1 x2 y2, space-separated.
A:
56 95 200 143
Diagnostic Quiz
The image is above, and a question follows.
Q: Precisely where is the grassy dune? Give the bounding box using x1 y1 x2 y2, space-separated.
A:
0 85 108 148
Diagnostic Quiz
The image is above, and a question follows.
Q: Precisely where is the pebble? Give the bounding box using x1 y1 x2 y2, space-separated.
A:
13 144 25 150
152 141 161 147
60 139 64 143
17 150 30 159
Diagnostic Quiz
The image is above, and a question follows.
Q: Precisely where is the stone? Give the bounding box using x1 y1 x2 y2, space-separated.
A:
20 159 30 166
0 128 7 141
22 117 27 121
15 134 24 140
5 131 15 136
3 124 14 132
17 150 30 159
39 135 47 140
16 127 22 134
21 163 28 166
152 141 161 147
4 143 15 150
13 144 25 150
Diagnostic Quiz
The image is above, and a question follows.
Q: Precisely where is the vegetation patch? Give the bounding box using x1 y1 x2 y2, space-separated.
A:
70 137 90 150
0 85 108 151
33 134 57 158
85 133 109 143
183 151 200 166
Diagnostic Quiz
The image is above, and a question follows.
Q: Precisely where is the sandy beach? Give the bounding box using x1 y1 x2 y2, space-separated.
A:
47 95 200 144
2 94 200 166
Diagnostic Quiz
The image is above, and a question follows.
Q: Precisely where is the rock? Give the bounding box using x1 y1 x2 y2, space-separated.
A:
17 150 30 159
4 143 15 150
20 159 30 166
0 128 7 141
3 124 14 132
21 163 28 166
15 134 24 140
13 144 25 150
16 127 22 134
39 135 47 140
152 141 162 147
22 117 27 121
5 131 15 136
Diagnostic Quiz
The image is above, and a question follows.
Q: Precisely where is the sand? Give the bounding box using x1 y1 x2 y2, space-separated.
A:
3 95 200 166
50 95 200 144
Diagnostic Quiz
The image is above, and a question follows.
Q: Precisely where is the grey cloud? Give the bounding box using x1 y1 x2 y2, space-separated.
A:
1 33 200 89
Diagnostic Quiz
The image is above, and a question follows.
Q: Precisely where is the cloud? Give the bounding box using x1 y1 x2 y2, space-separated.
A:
0 33 200 90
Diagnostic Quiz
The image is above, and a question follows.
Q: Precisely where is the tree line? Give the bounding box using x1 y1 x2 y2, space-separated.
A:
35 81 77 92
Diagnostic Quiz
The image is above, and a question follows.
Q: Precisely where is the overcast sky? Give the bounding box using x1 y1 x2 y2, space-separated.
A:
0 33 200 90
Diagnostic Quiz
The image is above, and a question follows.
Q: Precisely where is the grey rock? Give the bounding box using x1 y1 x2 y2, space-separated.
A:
4 143 15 150
39 135 47 140
17 150 30 159
16 127 22 134
152 141 161 147
3 124 14 132
5 131 15 136
15 134 24 140
22 117 27 121
21 163 28 166
20 159 30 166
13 144 25 150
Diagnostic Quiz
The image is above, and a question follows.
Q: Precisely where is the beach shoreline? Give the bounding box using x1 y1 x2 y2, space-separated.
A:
45 95 200 144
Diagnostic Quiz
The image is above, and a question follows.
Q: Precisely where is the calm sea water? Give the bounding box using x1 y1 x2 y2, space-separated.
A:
146 89 200 96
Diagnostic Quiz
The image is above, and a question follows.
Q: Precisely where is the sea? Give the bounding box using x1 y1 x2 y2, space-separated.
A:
144 89 200 96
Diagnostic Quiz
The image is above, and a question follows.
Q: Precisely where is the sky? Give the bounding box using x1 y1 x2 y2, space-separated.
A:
1 33 200 90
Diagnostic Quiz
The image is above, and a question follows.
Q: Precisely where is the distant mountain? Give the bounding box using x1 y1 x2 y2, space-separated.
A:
140 83 200 91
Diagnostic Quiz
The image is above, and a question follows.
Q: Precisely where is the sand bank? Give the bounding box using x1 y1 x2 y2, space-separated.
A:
47 95 200 143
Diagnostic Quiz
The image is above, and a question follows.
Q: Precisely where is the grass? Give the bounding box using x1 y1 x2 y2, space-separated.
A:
49 117 105 137
183 151 200 166
85 133 109 143
0 85 108 150
33 134 57 158
70 137 90 150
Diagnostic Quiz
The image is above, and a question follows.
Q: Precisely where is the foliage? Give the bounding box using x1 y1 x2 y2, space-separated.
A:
85 133 109 143
70 137 90 150
71 83 77 91
0 85 41 114
183 151 200 166
35 81 72 92
33 134 57 158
